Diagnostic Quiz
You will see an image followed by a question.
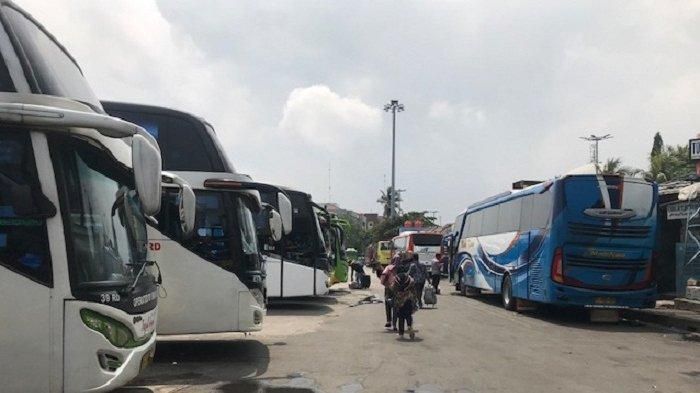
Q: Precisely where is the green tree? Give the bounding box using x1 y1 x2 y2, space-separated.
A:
337 213 372 251
644 132 692 182
370 211 437 243
651 132 664 158
377 187 403 218
601 157 643 176
649 144 693 182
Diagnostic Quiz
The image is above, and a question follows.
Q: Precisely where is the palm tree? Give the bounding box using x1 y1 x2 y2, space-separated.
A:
649 145 693 181
377 186 403 218
601 157 643 177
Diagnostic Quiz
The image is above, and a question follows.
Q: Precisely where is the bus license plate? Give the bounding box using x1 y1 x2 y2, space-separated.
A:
594 297 616 306
140 349 155 371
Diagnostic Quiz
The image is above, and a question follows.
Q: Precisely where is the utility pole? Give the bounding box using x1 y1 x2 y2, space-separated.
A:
579 134 612 172
384 100 404 218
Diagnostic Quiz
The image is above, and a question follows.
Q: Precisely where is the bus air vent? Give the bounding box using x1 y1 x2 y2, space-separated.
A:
568 223 650 238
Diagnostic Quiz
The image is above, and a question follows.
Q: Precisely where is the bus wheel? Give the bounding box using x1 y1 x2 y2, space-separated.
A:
502 275 516 311
458 271 468 296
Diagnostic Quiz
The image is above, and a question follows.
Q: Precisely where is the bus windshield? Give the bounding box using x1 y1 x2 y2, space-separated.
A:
236 196 259 256
53 137 147 287
564 176 654 220
3 5 101 110
412 233 442 246
158 190 260 274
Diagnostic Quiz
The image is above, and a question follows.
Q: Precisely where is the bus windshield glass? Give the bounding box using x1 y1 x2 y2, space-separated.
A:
53 137 147 287
236 196 259 256
102 105 223 172
3 5 101 110
564 176 654 220
284 191 324 258
412 234 442 246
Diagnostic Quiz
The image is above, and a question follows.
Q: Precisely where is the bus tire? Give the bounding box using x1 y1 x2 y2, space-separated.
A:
502 274 516 311
458 271 470 296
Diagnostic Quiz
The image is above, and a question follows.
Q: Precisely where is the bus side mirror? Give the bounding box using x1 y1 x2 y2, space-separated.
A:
178 183 196 239
268 209 283 242
132 134 162 216
277 192 293 235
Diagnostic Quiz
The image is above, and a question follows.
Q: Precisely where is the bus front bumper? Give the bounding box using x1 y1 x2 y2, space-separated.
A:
64 302 157 392
238 289 265 332
549 284 657 309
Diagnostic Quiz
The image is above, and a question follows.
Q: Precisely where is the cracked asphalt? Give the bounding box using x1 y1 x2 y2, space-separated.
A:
117 270 699 393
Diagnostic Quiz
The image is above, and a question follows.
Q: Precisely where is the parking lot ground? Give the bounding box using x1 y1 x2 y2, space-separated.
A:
118 271 699 393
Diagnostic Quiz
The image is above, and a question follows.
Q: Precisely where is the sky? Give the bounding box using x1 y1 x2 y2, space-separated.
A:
20 0 700 223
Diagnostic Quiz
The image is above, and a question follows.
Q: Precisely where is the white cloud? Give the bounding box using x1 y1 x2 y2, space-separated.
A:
278 85 381 150
428 100 486 126
428 101 455 119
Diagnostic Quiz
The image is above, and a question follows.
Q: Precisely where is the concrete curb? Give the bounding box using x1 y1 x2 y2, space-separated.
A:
621 308 700 332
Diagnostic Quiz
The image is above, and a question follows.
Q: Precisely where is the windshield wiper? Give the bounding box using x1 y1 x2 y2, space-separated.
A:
125 259 157 292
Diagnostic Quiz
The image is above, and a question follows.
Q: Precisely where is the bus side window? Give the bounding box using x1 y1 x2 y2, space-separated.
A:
467 211 483 237
482 206 499 235
0 131 53 286
532 191 552 229
519 196 533 231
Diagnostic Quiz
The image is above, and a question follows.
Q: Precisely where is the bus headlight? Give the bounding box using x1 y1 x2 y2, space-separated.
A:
80 309 152 348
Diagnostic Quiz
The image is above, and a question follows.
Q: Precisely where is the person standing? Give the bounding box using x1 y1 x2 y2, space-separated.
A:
408 254 427 308
430 253 442 294
393 272 417 339
380 256 399 330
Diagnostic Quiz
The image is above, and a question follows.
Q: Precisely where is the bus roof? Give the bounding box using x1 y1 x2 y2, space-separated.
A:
102 101 234 173
459 170 655 217
1 1 83 72
464 181 551 215
102 101 211 127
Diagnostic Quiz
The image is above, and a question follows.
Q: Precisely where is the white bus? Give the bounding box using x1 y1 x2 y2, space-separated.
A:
102 102 291 333
0 2 197 391
258 186 333 297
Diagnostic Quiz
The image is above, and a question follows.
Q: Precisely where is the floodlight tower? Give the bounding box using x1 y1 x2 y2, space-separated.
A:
384 100 404 218
580 134 612 172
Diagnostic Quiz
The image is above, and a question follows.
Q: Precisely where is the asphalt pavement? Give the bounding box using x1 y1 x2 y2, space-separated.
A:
118 270 699 393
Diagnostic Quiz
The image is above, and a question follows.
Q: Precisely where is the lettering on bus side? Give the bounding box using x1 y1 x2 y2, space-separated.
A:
149 242 161 251
133 291 158 308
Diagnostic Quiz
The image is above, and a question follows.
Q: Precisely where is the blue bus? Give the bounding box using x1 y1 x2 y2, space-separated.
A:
449 174 658 310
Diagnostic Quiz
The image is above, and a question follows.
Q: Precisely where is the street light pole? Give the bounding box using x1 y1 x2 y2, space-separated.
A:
579 134 612 173
384 100 404 218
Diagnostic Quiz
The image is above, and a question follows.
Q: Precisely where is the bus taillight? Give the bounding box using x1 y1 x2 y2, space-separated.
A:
551 247 564 284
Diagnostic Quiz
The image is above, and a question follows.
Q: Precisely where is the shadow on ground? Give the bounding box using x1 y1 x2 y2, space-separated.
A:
115 339 271 392
452 290 667 333
266 300 335 316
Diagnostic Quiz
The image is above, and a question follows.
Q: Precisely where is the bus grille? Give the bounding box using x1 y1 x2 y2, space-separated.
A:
568 223 651 238
565 255 647 270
